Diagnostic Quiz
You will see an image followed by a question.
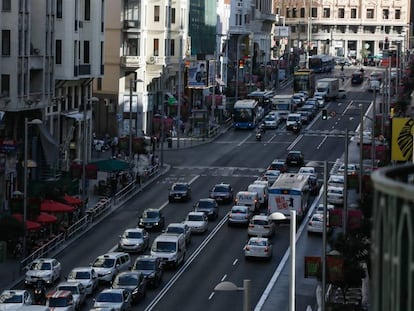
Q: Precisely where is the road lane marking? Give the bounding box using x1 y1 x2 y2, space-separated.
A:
232 259 238 266
221 274 227 282
316 136 328 149
237 134 251 146
208 292 215 300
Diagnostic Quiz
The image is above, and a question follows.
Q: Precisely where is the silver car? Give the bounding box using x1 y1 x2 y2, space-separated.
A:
183 212 208 234
227 205 252 226
0 290 33 310
67 267 99 296
247 215 275 237
56 282 86 311
118 228 149 253
165 223 192 245
25 258 62 286
244 237 273 260
93 288 131 311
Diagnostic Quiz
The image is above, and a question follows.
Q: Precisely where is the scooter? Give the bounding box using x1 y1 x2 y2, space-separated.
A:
291 122 301 135
255 132 262 141
33 279 46 305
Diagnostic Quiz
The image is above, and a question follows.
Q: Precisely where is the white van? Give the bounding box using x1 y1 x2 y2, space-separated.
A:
151 233 186 268
247 183 268 207
286 113 302 130
234 191 260 213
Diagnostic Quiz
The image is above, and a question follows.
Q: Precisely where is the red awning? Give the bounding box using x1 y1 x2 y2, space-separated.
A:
11 214 42 231
62 195 83 206
41 200 75 213
36 212 58 224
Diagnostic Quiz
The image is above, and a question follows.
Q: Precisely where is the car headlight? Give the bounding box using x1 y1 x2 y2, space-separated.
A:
132 288 139 294
154 222 159 226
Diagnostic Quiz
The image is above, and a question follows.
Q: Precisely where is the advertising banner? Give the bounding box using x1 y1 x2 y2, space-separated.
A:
188 60 208 88
304 256 321 278
391 117 414 161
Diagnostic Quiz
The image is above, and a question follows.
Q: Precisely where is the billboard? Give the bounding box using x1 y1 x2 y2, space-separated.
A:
391 117 414 161
188 60 208 88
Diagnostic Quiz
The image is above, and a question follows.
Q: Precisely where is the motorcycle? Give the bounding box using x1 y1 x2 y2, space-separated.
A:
33 279 46 305
292 122 301 134
258 124 266 133
255 132 262 141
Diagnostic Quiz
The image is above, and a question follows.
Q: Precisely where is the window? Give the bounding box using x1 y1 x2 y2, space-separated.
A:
125 33 139 56
153 38 159 56
286 8 290 18
154 5 160 22
395 9 401 19
323 8 330 18
2 0 11 11
170 39 175 56
171 8 175 23
244 14 249 24
292 8 297 18
55 40 62 64
83 41 90 63
84 0 90 21
1 74 10 97
291 25 296 33
383 9 389 19
300 8 305 18
56 0 62 18
366 9 374 19
311 8 317 18
2 30 10 55
351 8 356 18
338 8 344 18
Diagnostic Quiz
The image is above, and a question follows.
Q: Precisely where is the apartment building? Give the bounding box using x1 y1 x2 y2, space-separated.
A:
93 0 189 139
274 0 410 59
0 0 104 208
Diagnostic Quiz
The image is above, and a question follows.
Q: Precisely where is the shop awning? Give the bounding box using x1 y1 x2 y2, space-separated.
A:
89 158 131 172
35 212 57 224
62 195 83 206
41 200 75 213
11 214 42 231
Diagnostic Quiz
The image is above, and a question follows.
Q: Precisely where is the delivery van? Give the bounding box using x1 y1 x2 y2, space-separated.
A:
151 233 186 268
234 191 260 213
247 183 268 207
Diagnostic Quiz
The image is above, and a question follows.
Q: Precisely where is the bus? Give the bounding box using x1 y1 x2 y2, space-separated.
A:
233 99 262 129
308 55 335 73
381 46 398 67
247 90 274 115
293 69 315 97
268 173 310 222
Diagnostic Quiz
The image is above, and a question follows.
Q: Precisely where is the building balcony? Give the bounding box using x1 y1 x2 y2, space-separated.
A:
253 10 277 23
123 20 140 29
120 56 143 68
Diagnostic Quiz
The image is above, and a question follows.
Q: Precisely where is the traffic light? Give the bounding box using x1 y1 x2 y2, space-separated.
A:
238 59 244 69
322 109 328 120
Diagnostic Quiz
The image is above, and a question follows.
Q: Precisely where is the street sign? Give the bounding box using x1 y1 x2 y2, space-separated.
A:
275 26 290 37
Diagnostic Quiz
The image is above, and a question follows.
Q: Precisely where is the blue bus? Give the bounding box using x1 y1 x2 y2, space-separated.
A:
309 55 335 73
247 90 274 115
233 99 261 129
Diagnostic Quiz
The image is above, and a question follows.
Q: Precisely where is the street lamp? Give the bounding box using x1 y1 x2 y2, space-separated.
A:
129 78 144 162
214 279 251 311
23 118 43 257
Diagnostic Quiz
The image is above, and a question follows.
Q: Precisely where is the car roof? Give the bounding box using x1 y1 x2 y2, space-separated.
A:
172 182 189 186
1 290 27 295
70 266 94 272
251 214 269 221
328 186 344 191
248 237 269 242
135 255 158 262
57 281 82 288
198 198 216 202
187 211 205 216
46 290 72 298
124 228 145 233
99 288 125 294
167 223 187 228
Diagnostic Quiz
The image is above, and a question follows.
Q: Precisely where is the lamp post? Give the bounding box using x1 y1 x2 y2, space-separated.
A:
214 279 251 311
23 118 43 257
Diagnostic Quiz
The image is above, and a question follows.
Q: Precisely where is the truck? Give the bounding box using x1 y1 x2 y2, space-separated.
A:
271 95 296 121
315 78 339 100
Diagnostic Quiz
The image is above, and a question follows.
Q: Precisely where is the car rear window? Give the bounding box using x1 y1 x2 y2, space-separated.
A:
252 219 268 225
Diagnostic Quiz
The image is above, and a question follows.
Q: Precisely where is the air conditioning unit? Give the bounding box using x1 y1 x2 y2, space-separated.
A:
147 56 157 64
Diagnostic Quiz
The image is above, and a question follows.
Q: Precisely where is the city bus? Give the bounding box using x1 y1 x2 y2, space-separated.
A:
268 173 310 222
247 90 274 115
233 99 261 129
293 69 315 97
308 55 335 73
380 45 398 67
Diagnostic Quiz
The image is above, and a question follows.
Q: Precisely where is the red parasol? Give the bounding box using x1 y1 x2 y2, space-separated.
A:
62 195 83 206
41 200 75 213
11 213 42 231
35 212 57 224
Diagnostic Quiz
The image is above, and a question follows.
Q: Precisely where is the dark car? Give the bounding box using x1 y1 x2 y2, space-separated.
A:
131 255 163 288
138 209 165 231
194 198 219 220
267 159 288 173
168 182 191 202
209 183 234 204
286 151 305 166
111 271 147 303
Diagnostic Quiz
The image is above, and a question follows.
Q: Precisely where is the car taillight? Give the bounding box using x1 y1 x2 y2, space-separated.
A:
248 224 254 228
309 222 313 226
245 246 250 251
264 247 269 252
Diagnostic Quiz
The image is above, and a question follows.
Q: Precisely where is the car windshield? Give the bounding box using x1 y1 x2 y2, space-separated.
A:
253 219 269 225
93 257 115 268
172 184 187 191
212 186 228 192
249 240 267 246
48 297 69 307
114 275 139 286
166 227 183 234
329 188 343 195
143 211 158 218
265 115 275 121
187 214 204 221
57 286 78 294
70 271 90 279
232 207 246 214
152 241 176 253
96 292 122 303
196 200 212 208
124 231 142 239
30 261 51 271
133 260 155 270
0 293 23 303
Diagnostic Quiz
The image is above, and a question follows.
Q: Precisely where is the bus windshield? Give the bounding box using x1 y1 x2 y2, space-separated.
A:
233 108 254 122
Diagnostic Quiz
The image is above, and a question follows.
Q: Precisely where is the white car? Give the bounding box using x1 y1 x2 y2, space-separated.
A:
247 215 275 237
67 267 99 296
298 166 316 175
327 186 345 205
244 237 273 260
263 114 280 129
0 290 33 310
313 95 325 108
165 223 192 245
328 174 345 188
46 290 74 311
183 212 208 234
93 288 131 311
91 252 131 284
308 213 330 234
227 205 253 226
263 169 281 185
25 258 62 286
351 131 372 145
314 203 335 215
118 228 150 253
337 163 359 175
337 89 347 99
56 282 86 311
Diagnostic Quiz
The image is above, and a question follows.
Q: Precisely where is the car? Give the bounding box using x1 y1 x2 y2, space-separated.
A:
111 271 147 303
337 89 347 99
300 104 317 119
267 160 288 173
305 98 319 110
0 290 33 310
263 169 281 185
291 94 305 106
314 203 335 215
117 228 149 253
227 205 253 226
263 113 280 129
168 182 191 202
131 255 163 288
56 282 86 311
194 198 219 220
313 95 325 108
286 151 305 166
46 290 74 311
350 131 372 145
165 223 192 245
327 186 345 205
328 174 345 188
209 183 234 204
244 237 273 260
91 252 131 284
296 110 312 124
183 211 208 234
308 213 331 234
337 163 359 175
67 267 99 296
298 166 316 175
247 214 275 237
25 258 62 286
93 288 131 311
138 208 165 231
